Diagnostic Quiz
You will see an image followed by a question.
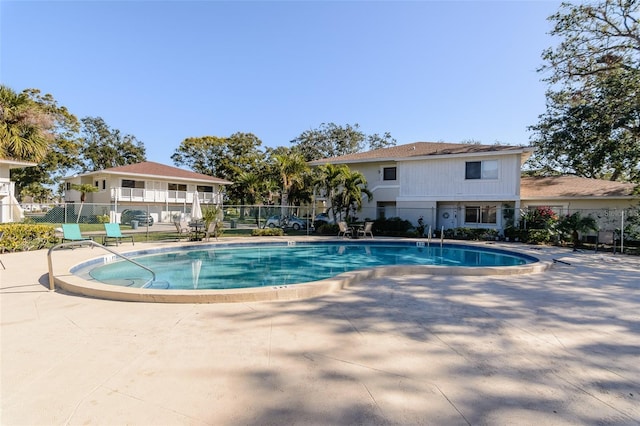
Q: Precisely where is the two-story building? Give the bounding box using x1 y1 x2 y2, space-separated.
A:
311 142 534 232
62 161 232 224
0 158 37 223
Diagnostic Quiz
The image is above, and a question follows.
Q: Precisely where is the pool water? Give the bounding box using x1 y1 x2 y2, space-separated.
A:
78 242 535 290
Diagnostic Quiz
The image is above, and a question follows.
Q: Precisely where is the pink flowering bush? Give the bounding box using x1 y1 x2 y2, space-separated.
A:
522 206 558 230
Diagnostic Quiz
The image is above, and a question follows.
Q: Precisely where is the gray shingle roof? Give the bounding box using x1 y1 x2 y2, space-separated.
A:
521 176 638 198
310 142 531 165
76 161 232 185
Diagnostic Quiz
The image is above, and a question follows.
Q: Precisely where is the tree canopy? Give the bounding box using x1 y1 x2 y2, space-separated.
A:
1 86 82 198
528 0 640 182
290 123 396 162
80 117 146 172
171 132 264 204
0 86 79 163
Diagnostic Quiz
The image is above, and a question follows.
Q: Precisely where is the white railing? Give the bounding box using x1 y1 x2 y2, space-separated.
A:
113 188 222 204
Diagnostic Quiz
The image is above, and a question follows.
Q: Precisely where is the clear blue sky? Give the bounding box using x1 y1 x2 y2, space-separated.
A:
1 0 560 164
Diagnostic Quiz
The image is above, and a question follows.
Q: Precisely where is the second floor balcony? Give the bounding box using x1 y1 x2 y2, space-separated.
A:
102 188 223 205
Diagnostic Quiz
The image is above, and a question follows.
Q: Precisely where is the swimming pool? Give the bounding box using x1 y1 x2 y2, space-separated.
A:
70 241 540 294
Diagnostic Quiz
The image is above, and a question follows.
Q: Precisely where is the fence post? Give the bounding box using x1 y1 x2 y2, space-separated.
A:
621 210 625 254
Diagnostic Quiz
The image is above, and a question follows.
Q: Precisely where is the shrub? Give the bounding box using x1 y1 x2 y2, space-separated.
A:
0 223 58 252
251 228 284 237
96 214 110 224
522 206 558 229
526 229 554 245
504 226 528 242
556 212 598 248
374 217 413 236
316 223 338 235
444 227 499 240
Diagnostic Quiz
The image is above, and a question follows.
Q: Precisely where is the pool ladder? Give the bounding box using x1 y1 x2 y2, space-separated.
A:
47 240 157 290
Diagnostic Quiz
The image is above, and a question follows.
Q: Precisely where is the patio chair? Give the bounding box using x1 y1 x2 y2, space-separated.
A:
174 221 192 240
357 221 374 239
338 221 352 238
103 223 134 246
62 224 93 243
203 222 218 242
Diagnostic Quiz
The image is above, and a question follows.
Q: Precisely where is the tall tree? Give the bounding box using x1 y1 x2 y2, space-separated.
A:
80 117 146 171
367 132 397 151
529 0 640 182
334 169 372 222
171 132 264 204
291 123 397 162
313 163 350 222
1 86 81 198
272 149 309 211
1 85 51 161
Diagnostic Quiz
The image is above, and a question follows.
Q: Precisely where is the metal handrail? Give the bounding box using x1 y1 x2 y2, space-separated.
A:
47 240 156 291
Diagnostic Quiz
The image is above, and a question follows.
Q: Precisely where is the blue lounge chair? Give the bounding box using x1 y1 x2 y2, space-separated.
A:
103 223 134 246
62 224 93 243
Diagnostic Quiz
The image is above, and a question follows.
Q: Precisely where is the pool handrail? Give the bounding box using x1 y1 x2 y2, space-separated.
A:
47 240 157 291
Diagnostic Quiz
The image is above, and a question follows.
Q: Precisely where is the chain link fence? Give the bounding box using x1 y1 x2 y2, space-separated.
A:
8 202 640 252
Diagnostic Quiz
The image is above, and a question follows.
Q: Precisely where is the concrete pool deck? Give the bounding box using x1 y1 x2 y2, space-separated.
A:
1 238 639 425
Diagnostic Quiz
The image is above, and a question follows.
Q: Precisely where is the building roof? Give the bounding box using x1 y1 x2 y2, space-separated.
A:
521 175 638 199
67 161 232 185
0 158 38 168
310 142 533 165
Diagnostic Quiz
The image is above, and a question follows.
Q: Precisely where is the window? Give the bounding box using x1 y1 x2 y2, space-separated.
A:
465 205 497 224
383 167 397 181
465 162 481 179
197 185 213 193
121 179 145 189
94 180 99 188
102 180 106 190
168 183 187 191
65 182 71 190
465 160 498 179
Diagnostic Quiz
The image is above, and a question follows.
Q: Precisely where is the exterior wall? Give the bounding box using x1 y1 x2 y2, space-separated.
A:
342 153 523 231
398 154 521 201
64 176 225 206
1 162 31 223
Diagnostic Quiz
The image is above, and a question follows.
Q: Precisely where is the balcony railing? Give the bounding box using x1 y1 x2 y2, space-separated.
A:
112 188 221 204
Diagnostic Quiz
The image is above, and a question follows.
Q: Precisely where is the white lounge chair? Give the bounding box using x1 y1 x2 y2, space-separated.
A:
338 222 352 238
357 221 374 239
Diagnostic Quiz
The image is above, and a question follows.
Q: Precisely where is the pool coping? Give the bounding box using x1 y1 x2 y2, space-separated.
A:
52 239 553 303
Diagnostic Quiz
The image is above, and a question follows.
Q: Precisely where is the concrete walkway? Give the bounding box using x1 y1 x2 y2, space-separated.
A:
1 241 639 425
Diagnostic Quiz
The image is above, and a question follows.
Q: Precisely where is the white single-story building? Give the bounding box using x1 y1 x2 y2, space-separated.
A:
521 175 639 232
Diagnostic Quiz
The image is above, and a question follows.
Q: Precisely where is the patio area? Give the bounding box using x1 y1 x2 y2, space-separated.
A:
1 239 639 425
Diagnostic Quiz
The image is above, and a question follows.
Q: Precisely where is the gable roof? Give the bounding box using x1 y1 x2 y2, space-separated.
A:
67 161 232 185
310 142 533 165
521 176 638 199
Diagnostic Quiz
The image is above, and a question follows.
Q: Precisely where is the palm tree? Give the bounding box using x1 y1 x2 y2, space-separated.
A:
0 85 51 162
273 151 309 215
557 212 598 250
335 169 372 222
71 183 99 223
236 171 265 226
314 163 349 222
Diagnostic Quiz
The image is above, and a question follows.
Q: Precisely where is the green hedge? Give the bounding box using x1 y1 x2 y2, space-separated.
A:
0 223 58 252
443 227 499 241
251 228 284 237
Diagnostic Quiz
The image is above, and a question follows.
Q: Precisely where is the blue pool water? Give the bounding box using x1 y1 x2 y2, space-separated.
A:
74 242 537 290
